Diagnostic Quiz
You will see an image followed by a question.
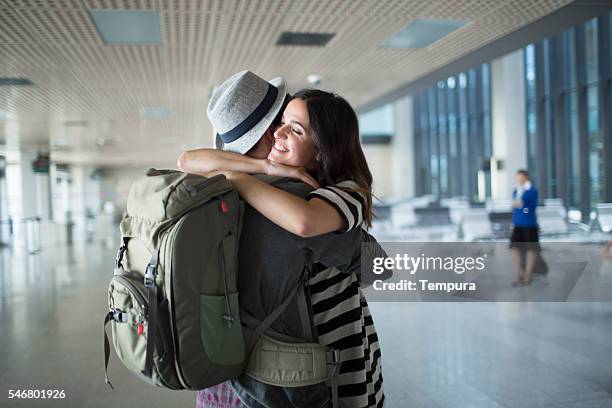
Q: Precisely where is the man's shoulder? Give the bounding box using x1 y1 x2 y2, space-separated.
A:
277 180 312 198
254 175 313 198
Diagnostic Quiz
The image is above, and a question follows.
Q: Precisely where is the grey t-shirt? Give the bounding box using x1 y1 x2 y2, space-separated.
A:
236 179 361 341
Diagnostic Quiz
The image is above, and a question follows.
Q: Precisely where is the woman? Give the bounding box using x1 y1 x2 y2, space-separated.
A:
181 89 385 407
510 169 539 286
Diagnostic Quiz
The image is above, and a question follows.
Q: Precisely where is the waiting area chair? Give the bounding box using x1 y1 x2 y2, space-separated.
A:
461 209 493 241
597 203 612 233
537 207 569 235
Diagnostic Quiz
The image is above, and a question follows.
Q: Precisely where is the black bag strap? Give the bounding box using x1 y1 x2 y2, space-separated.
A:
142 250 159 378
103 311 114 390
245 251 315 354
103 308 128 390
114 237 130 271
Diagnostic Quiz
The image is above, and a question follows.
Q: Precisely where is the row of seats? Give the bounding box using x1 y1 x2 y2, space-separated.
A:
374 195 612 242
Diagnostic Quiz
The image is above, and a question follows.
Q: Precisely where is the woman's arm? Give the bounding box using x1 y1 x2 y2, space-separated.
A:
177 149 320 188
224 171 343 237
177 148 267 175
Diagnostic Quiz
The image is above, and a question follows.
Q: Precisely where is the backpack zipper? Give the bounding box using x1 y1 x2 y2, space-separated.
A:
219 238 234 328
113 274 148 313
164 219 190 389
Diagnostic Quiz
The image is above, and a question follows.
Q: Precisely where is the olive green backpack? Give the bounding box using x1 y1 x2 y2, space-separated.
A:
102 169 342 406
103 169 246 390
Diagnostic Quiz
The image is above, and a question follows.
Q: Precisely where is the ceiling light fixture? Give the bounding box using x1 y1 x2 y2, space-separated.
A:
307 74 321 85
141 107 172 119
89 10 162 45
381 19 466 49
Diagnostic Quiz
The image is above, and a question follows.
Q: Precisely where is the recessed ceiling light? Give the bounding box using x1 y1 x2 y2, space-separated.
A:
89 10 162 45
307 74 321 85
276 32 335 47
381 19 466 48
96 138 106 146
141 107 172 119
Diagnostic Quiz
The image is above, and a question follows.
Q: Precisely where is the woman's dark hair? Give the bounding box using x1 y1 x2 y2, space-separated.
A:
292 89 374 227
517 169 530 179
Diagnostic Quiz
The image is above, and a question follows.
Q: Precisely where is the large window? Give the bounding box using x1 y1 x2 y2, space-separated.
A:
524 13 612 216
359 104 394 144
413 63 492 201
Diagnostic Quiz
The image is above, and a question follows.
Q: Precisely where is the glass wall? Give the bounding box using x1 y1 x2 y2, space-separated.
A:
413 63 492 201
524 13 611 215
360 11 611 212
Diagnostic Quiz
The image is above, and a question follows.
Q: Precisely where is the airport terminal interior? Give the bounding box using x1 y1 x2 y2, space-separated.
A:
1 0 612 407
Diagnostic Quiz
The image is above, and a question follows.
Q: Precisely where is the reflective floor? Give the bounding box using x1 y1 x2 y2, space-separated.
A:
1 228 612 407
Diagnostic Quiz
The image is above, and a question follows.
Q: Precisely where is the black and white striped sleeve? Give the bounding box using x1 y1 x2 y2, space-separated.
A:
307 180 366 231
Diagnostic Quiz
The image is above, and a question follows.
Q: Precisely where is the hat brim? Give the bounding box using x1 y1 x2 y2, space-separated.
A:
214 77 288 154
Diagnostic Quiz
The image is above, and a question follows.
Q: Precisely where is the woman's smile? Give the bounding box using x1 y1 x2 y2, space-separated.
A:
273 143 289 153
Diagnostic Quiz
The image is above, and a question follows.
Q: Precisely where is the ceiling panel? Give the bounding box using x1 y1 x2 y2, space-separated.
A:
0 0 575 167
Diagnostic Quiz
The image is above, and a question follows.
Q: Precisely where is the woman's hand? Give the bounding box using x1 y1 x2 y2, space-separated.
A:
265 160 320 189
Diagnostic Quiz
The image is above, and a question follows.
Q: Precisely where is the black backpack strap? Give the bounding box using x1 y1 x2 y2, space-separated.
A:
142 250 160 378
103 311 114 390
103 308 128 389
246 251 315 354
114 237 130 274
246 275 304 355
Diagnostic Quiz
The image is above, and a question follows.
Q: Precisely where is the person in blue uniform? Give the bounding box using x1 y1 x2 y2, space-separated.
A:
510 169 539 285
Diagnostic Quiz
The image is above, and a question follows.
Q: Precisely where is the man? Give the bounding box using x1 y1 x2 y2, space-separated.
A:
510 169 539 286
179 71 386 407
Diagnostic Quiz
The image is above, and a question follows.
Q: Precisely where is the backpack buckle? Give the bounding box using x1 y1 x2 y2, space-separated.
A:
222 313 235 328
110 308 128 323
144 263 157 288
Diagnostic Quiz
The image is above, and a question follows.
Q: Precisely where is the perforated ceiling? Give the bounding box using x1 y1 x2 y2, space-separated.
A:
0 0 573 167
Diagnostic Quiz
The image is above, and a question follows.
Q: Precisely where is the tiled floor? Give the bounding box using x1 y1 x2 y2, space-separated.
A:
1 229 611 407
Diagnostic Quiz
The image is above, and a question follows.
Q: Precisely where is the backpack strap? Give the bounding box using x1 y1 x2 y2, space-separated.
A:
114 237 130 275
103 308 129 389
142 250 160 378
241 252 342 407
244 335 341 407
327 349 340 408
245 249 316 353
245 272 305 355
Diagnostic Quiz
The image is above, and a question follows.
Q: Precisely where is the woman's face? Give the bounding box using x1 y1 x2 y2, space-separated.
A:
267 99 318 167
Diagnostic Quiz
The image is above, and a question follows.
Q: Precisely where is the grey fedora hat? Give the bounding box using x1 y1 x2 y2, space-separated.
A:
208 70 288 154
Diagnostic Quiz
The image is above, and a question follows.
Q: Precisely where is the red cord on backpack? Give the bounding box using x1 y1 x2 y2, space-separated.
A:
137 323 144 336
220 200 229 214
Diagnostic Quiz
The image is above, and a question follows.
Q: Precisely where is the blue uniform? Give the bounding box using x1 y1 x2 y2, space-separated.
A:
512 185 538 227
